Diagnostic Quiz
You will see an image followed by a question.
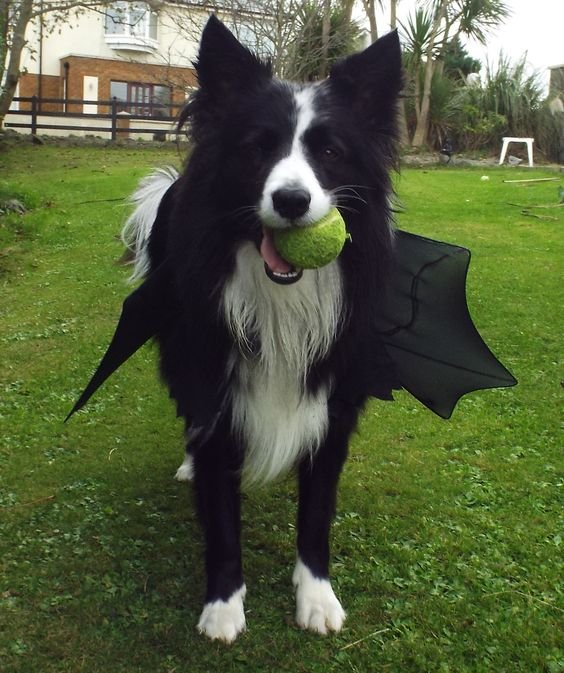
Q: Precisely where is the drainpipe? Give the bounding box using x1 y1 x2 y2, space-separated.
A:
63 62 69 113
38 0 43 111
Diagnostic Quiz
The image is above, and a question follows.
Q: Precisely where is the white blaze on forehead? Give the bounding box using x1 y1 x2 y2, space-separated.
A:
259 85 331 228
293 87 317 150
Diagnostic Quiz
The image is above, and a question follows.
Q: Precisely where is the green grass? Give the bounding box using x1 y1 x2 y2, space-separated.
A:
0 144 562 673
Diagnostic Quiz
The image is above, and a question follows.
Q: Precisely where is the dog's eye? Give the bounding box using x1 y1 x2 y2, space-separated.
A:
322 146 340 161
304 125 345 164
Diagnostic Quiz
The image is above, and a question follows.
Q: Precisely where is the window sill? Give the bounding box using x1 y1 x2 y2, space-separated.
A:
105 34 158 53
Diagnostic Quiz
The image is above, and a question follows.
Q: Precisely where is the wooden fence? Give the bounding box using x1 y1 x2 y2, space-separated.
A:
5 96 185 141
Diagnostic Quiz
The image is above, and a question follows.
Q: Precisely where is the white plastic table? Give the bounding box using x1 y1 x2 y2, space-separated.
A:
499 137 534 167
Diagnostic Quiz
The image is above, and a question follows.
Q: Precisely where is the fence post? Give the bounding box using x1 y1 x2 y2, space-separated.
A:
31 96 38 136
111 96 117 141
116 111 131 140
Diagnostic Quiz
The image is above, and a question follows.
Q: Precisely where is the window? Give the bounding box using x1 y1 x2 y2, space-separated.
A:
105 2 157 51
111 81 171 117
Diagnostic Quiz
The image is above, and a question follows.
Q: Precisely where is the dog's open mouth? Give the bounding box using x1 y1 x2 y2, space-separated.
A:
260 227 303 285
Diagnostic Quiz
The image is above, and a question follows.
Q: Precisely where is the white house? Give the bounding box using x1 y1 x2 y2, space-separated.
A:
13 2 210 118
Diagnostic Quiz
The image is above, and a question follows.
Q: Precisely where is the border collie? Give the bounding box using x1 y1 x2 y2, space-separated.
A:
123 16 402 642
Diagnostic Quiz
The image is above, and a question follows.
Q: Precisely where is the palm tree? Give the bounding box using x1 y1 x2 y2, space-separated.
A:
437 0 511 74
400 4 440 143
286 2 363 81
454 0 511 45
408 0 510 148
361 0 383 41
411 0 448 147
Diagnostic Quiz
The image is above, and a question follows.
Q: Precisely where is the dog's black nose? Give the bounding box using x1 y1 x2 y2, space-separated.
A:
272 188 311 220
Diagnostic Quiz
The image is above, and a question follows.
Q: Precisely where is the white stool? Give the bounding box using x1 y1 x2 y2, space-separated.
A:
499 137 534 167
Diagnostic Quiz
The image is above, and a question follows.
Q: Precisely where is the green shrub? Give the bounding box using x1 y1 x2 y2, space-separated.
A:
447 53 547 154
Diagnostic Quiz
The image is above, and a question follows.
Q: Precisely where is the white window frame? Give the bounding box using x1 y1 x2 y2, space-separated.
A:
105 2 158 52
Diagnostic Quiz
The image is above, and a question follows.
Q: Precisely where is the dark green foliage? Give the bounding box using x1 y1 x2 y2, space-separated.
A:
444 54 557 157
286 2 363 81
443 37 481 81
399 1 559 156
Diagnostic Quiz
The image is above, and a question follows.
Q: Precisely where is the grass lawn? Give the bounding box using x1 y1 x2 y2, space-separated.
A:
0 142 562 673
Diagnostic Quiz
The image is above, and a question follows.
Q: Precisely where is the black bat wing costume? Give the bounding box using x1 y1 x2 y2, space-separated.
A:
372 231 516 417
66 230 516 422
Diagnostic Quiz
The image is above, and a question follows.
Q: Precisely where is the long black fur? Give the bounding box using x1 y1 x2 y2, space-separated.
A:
145 16 402 636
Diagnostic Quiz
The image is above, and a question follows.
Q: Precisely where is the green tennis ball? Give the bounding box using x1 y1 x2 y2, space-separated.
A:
273 208 349 269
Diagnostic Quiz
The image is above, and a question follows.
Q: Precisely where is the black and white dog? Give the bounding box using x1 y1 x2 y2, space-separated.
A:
123 16 402 642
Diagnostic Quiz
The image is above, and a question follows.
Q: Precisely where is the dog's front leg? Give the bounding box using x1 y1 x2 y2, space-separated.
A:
294 406 358 635
193 429 245 643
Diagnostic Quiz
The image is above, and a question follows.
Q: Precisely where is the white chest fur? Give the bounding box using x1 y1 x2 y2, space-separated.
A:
223 243 343 485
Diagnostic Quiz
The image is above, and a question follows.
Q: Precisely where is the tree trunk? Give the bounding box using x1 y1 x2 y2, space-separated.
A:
362 0 378 41
0 1 10 73
411 0 448 148
318 0 331 78
434 16 452 79
414 68 421 124
396 100 409 147
390 0 398 30
0 0 34 131
341 0 356 24
411 62 433 148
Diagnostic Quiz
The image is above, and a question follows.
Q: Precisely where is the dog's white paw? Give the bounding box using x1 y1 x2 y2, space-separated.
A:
174 454 194 482
293 559 345 635
197 585 246 643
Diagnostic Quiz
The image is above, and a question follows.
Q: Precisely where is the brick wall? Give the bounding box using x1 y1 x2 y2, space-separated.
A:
20 56 196 115
18 74 61 111
62 56 196 114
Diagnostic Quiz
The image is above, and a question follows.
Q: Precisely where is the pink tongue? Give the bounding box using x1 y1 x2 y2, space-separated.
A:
260 228 293 274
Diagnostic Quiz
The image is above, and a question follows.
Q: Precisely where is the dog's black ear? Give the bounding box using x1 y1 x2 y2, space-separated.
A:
195 15 271 98
329 30 402 121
